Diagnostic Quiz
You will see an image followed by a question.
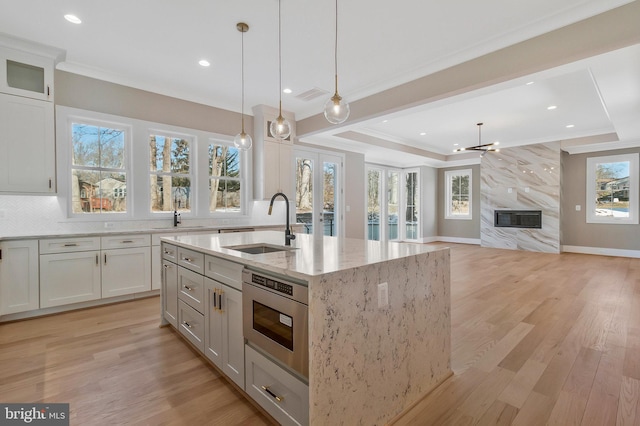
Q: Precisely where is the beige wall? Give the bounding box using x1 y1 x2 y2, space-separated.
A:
437 165 481 239
55 70 251 136
561 147 640 250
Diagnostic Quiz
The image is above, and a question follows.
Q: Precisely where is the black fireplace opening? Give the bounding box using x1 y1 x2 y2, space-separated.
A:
494 210 542 229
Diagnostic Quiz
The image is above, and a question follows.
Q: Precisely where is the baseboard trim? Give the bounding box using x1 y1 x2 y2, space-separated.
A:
562 245 640 258
435 236 481 245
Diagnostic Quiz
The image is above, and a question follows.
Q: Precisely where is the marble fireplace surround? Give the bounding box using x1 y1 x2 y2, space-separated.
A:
480 142 561 253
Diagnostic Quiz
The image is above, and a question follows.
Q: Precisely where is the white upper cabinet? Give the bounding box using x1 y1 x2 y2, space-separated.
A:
0 46 55 102
252 105 296 200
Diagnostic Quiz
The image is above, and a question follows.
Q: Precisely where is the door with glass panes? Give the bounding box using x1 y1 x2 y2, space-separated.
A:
293 149 342 236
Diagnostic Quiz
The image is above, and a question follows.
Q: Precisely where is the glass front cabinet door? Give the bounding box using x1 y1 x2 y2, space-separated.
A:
0 46 54 102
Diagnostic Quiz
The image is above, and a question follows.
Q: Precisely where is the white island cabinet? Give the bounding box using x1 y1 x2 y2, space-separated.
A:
0 239 39 315
161 231 451 426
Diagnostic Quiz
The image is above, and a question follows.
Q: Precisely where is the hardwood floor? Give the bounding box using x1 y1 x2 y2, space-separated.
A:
0 298 273 425
1 244 639 425
395 243 640 426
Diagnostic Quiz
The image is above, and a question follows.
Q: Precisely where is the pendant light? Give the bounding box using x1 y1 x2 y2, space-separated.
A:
269 0 292 140
233 22 253 151
453 122 500 155
323 0 350 124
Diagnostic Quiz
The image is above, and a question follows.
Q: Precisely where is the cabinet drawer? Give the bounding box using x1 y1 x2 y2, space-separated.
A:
101 234 150 249
152 232 187 246
39 237 100 254
161 243 178 262
204 255 244 291
178 300 204 352
177 246 204 274
245 345 309 426
178 266 204 313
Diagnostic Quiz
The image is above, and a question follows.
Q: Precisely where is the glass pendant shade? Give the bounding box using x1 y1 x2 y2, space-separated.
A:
233 131 252 150
270 114 291 140
323 93 350 124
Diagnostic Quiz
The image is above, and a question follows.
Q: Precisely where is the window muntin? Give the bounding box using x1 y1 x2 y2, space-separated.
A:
150 134 192 213
209 142 242 213
586 153 638 224
70 123 128 215
445 169 472 220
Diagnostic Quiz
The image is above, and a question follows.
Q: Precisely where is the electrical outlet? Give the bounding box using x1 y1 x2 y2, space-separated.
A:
104 222 114 229
575 205 581 211
378 282 389 308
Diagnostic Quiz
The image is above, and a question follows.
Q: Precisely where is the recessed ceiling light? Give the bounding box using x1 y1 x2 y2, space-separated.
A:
526 81 534 85
453 143 459 146
547 105 557 110
419 132 426 136
64 14 82 24
198 59 210 67
382 120 388 123
566 124 575 128
283 88 292 94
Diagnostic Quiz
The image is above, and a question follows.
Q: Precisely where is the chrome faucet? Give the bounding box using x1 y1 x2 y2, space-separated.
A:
268 192 296 246
173 210 181 227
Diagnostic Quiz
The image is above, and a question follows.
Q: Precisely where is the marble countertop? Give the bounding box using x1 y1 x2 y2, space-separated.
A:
0 225 274 241
162 230 446 280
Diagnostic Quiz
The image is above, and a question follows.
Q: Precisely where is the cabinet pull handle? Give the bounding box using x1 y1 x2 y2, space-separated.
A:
183 257 193 262
212 290 217 308
182 321 192 329
183 285 192 291
261 386 283 402
96 254 99 265
122 240 134 243
104 254 107 264
64 243 78 247
218 290 223 312
49 178 52 189
47 85 50 97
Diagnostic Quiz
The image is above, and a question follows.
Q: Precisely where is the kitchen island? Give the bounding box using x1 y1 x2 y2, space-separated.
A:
161 231 451 425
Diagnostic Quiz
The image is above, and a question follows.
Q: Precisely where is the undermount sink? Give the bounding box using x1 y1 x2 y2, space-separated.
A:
223 243 296 255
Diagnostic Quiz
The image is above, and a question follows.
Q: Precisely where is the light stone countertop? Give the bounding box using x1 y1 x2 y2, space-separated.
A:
162 230 446 280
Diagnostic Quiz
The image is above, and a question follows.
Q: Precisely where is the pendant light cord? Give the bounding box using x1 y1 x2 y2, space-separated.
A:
278 0 283 114
241 27 246 133
334 0 338 94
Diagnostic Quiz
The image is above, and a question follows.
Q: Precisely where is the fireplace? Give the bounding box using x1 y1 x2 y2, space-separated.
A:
494 210 542 229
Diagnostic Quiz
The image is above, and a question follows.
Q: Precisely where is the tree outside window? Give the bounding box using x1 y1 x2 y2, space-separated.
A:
71 123 127 215
150 135 192 213
445 169 472 220
209 143 241 213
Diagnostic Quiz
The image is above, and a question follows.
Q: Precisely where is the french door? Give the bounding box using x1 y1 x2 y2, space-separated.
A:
293 148 342 236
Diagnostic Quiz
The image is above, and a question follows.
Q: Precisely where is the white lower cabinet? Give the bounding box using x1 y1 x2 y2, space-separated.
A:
102 246 151 298
178 299 205 352
40 250 101 308
204 277 244 389
245 344 309 426
162 258 178 327
0 239 39 315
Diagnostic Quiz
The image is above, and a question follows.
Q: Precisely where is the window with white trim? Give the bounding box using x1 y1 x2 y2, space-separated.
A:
209 141 242 214
445 169 472 220
150 133 192 213
586 153 638 224
70 122 129 215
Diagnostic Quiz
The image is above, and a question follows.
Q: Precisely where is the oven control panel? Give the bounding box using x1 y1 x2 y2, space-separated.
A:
251 273 293 296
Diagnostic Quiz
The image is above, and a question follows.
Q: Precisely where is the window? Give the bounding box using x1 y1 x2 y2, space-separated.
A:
150 134 192 214
367 168 382 240
70 122 128 215
405 171 419 240
209 141 242 213
387 171 399 240
445 169 472 220
586 153 638 224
